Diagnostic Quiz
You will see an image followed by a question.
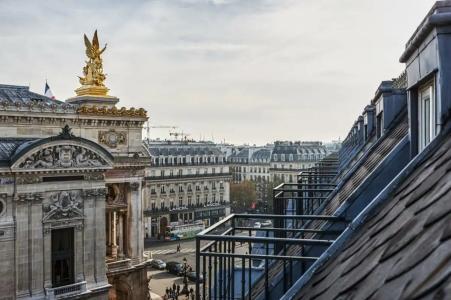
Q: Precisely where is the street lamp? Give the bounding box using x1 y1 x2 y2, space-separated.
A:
181 257 190 295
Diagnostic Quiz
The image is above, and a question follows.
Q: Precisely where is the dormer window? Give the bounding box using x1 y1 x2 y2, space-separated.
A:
418 81 436 151
375 98 384 138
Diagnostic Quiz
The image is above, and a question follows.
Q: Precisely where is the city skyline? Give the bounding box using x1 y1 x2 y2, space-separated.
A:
0 0 436 145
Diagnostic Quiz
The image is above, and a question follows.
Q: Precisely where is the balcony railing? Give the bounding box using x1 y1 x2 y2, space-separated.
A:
45 281 87 299
107 258 132 273
195 154 344 299
195 214 347 300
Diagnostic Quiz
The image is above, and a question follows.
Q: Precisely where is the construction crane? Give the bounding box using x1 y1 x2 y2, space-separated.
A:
143 121 178 140
169 131 191 141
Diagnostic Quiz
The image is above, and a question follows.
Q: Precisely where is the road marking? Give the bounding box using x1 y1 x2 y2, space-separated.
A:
145 248 196 255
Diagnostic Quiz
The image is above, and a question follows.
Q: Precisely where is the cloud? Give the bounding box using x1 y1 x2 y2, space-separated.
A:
0 0 437 144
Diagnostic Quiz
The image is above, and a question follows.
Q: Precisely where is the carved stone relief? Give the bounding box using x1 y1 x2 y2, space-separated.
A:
98 129 127 148
42 191 83 221
106 184 127 206
19 145 107 169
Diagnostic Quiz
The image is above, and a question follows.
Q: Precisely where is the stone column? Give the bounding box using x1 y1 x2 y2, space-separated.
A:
118 212 124 259
31 196 44 297
94 188 108 284
75 225 84 281
111 211 118 259
16 198 30 298
82 190 95 286
43 227 52 289
128 181 143 264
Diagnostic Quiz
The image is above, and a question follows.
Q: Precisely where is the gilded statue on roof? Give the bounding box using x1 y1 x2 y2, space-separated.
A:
76 30 109 96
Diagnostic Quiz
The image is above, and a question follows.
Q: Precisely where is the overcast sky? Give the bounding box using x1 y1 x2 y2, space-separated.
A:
0 0 436 145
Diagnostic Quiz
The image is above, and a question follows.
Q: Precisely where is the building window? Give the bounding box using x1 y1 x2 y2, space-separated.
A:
52 228 74 287
196 195 200 205
160 202 165 209
179 197 183 207
160 186 166 194
418 82 436 151
151 201 156 209
188 196 192 206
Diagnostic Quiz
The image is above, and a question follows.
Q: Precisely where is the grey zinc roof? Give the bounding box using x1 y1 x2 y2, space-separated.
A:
144 144 222 157
292 135 451 300
251 149 272 160
0 138 36 164
0 84 68 107
231 148 249 158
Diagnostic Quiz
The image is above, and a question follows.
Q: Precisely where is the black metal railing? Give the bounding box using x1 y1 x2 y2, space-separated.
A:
195 154 344 299
195 214 347 299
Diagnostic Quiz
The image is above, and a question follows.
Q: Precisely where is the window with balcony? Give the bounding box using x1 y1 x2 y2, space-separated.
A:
160 186 166 194
418 81 436 151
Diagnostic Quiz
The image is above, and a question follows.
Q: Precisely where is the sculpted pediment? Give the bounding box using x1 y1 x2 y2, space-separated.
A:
12 143 113 171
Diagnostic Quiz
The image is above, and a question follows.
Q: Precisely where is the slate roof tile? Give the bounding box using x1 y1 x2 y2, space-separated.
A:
294 135 451 300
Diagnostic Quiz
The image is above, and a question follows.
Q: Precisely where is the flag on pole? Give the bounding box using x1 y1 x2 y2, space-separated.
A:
44 81 55 99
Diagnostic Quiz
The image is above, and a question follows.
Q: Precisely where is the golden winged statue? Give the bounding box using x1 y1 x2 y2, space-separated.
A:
78 30 108 91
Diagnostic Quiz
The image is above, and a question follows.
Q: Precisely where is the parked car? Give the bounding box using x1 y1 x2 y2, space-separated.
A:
150 259 166 270
166 261 183 276
187 271 204 283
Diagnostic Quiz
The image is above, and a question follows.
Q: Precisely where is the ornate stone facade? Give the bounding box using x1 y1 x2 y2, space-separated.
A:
0 33 150 300
99 129 127 148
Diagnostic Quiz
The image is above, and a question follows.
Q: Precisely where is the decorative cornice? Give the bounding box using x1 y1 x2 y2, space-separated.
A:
77 105 147 118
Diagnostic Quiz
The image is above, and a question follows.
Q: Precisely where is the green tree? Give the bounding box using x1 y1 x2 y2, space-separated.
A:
230 181 257 213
